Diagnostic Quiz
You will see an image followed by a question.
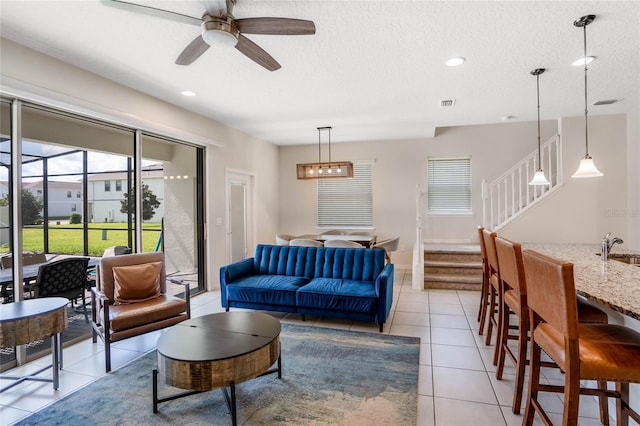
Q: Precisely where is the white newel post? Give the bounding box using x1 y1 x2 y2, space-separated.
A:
412 184 426 290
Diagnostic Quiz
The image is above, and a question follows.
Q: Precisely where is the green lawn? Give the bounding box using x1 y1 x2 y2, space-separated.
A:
6 223 162 255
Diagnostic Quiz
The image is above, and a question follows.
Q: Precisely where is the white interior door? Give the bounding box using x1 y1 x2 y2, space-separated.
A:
226 171 254 262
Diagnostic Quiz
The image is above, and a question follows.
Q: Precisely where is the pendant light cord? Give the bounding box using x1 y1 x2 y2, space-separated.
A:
318 127 321 163
583 24 590 157
536 73 542 167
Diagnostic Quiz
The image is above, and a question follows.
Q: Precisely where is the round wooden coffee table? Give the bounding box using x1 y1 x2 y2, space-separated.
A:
153 311 281 425
0 297 68 392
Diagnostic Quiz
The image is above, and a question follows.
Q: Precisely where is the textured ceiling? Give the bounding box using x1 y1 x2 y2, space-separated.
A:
0 1 638 145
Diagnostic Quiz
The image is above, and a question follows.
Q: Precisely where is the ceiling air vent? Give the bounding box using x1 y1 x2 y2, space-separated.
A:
592 99 621 106
440 99 456 107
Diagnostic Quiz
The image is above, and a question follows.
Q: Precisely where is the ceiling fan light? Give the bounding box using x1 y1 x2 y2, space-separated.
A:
572 156 603 178
202 28 238 47
201 17 239 47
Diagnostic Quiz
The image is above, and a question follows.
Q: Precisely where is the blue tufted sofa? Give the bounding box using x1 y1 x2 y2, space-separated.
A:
219 244 394 332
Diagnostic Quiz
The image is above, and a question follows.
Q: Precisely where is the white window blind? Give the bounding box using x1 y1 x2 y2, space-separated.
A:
427 157 472 214
317 162 373 227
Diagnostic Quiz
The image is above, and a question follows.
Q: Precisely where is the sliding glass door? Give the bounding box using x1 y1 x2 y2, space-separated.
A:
1 99 207 298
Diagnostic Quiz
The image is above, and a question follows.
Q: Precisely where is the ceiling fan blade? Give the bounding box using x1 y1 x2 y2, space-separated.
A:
235 34 281 71
102 0 201 26
175 36 210 65
235 18 316 35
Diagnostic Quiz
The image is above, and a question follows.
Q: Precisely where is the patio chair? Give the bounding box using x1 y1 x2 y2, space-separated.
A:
91 252 191 372
0 251 48 302
32 257 91 322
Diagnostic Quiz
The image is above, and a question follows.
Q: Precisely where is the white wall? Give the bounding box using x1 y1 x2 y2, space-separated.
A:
278 120 558 267
502 114 629 246
0 38 279 290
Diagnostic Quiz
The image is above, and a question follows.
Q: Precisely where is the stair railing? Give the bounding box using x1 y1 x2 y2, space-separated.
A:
482 134 562 230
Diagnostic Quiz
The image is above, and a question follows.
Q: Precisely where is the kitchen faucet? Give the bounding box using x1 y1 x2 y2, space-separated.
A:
601 233 624 259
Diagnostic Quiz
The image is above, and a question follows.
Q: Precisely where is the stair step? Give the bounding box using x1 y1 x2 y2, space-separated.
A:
424 274 483 291
424 244 481 262
424 260 481 269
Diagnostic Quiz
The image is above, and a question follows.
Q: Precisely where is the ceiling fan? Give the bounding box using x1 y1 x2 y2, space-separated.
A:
105 0 316 71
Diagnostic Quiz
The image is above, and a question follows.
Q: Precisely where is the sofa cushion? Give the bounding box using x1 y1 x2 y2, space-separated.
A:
254 245 318 278
296 278 377 313
226 275 310 306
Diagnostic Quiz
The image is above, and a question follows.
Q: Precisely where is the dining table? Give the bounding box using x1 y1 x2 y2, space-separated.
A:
295 234 377 248
522 243 640 320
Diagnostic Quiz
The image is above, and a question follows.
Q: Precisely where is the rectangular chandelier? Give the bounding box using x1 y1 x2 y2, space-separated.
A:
296 161 354 179
296 126 354 180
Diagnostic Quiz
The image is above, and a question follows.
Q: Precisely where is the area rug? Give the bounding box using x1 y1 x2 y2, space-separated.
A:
16 323 420 425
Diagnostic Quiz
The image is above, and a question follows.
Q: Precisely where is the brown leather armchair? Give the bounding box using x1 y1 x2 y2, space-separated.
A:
91 252 191 372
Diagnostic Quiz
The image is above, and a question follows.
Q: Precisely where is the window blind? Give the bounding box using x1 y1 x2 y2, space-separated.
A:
318 162 373 227
427 157 472 214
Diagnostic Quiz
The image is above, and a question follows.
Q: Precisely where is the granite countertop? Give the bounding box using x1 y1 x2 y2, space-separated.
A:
522 243 640 320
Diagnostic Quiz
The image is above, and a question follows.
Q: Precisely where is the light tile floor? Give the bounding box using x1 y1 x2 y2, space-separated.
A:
0 269 611 425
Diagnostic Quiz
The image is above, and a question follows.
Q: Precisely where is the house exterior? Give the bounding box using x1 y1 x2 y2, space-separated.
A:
87 165 164 223
22 180 83 218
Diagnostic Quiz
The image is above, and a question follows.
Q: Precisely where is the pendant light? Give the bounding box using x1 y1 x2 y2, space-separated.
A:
296 127 354 180
571 14 603 178
529 68 550 186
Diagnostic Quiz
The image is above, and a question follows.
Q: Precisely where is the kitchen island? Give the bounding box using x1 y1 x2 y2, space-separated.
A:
523 243 640 320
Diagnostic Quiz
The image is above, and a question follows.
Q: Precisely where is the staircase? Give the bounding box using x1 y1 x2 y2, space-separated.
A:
482 134 562 230
424 244 482 290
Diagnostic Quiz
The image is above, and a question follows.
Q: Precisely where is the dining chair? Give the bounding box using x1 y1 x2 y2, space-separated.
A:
32 257 91 322
288 238 324 247
275 234 295 245
522 249 640 426
494 237 608 414
319 230 346 235
373 236 399 263
91 252 190 372
324 239 363 248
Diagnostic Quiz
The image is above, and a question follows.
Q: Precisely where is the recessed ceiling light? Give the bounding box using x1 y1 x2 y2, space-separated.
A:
181 90 196 97
571 56 595 66
445 57 466 67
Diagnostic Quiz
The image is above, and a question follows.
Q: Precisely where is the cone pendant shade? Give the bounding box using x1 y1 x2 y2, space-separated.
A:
530 169 551 185
572 155 603 178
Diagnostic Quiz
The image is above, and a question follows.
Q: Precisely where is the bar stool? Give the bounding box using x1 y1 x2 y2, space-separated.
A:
522 249 640 426
476 226 491 336
481 229 500 365
494 237 609 414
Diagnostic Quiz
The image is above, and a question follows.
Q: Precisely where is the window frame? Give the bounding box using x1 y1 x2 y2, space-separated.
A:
317 161 374 229
427 156 473 216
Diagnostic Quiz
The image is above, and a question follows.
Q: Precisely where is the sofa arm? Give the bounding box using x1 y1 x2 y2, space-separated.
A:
375 263 395 323
219 257 254 307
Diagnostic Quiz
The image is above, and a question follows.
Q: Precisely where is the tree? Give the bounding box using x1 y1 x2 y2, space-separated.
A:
22 189 43 225
120 184 161 221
